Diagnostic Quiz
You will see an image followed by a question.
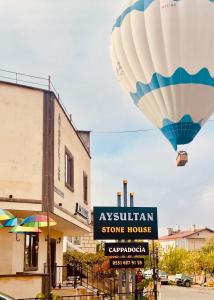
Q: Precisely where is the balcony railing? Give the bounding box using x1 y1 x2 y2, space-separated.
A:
0 68 78 131
18 290 159 300
55 262 117 295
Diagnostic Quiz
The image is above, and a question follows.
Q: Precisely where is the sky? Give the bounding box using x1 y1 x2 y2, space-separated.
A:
0 0 213 235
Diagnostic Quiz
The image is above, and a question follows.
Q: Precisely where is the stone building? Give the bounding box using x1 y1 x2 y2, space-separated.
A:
0 73 92 298
159 225 214 252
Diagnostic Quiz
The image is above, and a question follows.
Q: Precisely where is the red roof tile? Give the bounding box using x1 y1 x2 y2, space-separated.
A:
159 228 213 241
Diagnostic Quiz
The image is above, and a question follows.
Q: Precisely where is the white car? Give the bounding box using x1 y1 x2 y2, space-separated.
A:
143 269 153 279
143 269 169 284
158 270 169 284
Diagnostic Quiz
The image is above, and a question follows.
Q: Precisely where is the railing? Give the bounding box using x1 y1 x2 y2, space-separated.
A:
0 68 50 89
55 263 117 294
81 267 116 294
0 68 79 131
54 264 159 300
19 290 159 300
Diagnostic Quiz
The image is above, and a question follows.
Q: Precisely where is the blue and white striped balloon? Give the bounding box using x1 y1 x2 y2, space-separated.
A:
111 0 214 150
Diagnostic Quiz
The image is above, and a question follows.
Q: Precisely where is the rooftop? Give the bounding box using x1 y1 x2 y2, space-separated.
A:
159 227 214 241
0 68 91 156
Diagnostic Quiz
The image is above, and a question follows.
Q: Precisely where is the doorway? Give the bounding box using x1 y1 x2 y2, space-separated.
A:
50 238 56 287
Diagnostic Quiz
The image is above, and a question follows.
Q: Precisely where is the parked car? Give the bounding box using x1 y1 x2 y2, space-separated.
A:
0 292 15 300
158 270 169 284
175 274 193 287
143 269 153 279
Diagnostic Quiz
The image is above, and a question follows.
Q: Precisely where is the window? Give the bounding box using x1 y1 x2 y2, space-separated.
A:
65 147 74 191
83 172 88 204
73 236 81 246
24 233 39 271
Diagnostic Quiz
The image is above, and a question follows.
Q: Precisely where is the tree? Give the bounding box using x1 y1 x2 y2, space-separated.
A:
64 250 106 269
63 250 116 277
202 238 214 254
183 251 201 274
159 248 187 274
159 245 214 278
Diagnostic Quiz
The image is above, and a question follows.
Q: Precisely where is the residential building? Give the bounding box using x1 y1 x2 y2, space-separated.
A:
159 225 214 252
0 72 91 298
64 212 97 254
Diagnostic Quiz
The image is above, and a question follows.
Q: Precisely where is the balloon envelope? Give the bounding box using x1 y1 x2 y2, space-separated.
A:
111 0 214 150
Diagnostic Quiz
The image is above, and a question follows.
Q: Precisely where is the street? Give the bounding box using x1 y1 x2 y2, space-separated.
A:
161 285 214 300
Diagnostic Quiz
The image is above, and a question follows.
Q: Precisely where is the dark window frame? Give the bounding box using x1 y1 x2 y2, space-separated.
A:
73 236 81 246
65 146 74 192
83 171 88 205
24 233 39 271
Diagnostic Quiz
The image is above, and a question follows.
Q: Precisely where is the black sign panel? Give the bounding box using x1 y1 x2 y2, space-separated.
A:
93 207 158 240
75 203 89 219
105 242 149 256
110 258 144 269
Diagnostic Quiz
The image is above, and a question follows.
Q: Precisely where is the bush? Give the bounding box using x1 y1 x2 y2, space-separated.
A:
64 250 116 277
35 293 45 299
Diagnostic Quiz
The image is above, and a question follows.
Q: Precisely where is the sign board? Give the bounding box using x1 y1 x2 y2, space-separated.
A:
105 242 149 256
110 258 144 269
93 207 158 240
75 203 89 220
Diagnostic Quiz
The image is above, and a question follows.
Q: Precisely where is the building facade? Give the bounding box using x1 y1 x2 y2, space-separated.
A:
159 226 214 252
0 79 91 298
64 213 97 254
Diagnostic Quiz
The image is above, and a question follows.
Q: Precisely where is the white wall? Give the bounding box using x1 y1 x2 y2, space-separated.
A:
53 101 91 227
0 276 42 298
0 83 44 200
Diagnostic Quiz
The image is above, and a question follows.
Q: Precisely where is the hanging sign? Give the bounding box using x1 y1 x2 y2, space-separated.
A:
75 203 89 220
105 242 149 256
110 258 144 269
93 207 158 240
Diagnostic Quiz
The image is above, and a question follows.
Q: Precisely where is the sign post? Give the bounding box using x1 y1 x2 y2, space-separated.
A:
110 258 144 269
123 181 130 298
93 206 158 240
130 192 136 299
151 241 159 300
117 191 123 300
105 242 149 256
93 181 159 299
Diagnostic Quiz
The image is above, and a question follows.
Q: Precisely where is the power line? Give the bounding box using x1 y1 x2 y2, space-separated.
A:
92 119 214 134
94 128 156 134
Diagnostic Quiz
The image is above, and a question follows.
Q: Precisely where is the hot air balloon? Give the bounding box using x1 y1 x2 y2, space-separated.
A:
111 0 214 166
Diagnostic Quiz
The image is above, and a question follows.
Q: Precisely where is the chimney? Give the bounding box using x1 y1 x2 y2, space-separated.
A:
167 228 174 236
191 224 196 232
175 224 180 233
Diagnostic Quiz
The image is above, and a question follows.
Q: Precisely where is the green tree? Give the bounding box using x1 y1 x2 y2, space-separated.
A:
159 248 187 274
182 251 202 282
64 250 106 269
183 251 201 274
202 238 214 254
63 250 116 277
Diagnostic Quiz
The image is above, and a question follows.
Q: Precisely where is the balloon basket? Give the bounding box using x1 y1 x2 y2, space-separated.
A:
176 151 188 167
